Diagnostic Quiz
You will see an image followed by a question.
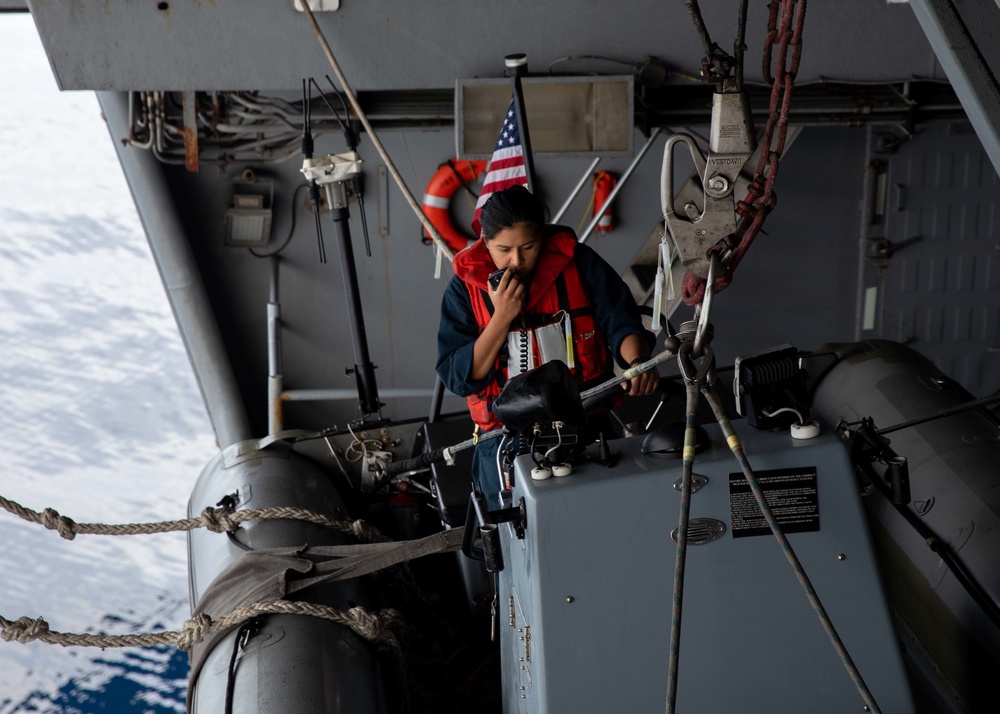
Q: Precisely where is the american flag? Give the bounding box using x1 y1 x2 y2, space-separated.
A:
471 99 527 235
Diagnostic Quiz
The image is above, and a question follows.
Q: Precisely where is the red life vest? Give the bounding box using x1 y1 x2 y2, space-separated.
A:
454 229 614 431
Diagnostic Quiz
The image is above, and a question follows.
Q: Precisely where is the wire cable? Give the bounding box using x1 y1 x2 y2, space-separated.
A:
496 434 509 490
543 422 564 463
547 54 642 74
308 77 351 136
683 0 714 56
700 380 882 714
325 75 354 137
664 375 701 714
224 618 260 714
762 405 805 424
249 183 309 258
301 78 327 264
734 0 749 91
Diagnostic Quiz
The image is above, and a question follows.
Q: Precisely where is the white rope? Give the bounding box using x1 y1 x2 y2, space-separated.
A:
0 600 403 652
0 493 384 543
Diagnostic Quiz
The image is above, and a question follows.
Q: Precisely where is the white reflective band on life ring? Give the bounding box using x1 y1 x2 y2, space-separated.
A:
422 194 451 210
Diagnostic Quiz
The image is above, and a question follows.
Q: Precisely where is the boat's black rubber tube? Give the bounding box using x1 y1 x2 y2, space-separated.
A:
855 446 1000 631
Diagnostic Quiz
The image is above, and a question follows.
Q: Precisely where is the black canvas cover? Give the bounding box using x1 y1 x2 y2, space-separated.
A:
492 361 585 433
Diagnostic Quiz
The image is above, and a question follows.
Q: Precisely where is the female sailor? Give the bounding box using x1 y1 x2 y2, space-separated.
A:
436 185 657 508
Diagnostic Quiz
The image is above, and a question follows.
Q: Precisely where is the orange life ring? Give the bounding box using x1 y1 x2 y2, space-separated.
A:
422 159 487 252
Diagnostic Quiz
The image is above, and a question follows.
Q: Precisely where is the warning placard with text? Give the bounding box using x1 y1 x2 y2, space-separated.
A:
729 468 819 538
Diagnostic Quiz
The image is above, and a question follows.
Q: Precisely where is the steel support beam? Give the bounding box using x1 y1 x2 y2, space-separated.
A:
97 91 253 449
909 0 1000 176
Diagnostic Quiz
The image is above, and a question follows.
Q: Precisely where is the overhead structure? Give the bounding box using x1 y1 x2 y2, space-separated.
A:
908 0 1000 178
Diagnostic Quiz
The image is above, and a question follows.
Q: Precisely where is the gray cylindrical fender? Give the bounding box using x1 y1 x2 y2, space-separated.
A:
187 441 387 714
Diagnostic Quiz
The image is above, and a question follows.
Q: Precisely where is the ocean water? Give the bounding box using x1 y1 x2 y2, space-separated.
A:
0 16 215 712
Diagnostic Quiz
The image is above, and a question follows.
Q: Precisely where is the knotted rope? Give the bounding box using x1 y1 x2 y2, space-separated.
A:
0 600 403 652
0 494 384 543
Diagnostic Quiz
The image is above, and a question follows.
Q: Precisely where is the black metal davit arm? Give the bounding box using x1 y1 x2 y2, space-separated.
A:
300 85 382 418
328 186 382 417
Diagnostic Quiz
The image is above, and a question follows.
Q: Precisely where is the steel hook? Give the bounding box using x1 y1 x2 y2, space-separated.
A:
677 339 714 386
693 253 719 357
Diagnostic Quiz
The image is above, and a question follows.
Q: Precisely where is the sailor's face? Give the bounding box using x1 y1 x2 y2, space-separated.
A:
486 223 541 277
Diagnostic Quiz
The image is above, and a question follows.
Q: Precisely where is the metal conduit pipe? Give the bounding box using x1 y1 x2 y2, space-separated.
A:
579 127 664 244
125 92 153 150
213 123 299 135
551 157 602 225
153 91 167 154
268 256 283 436
97 91 252 449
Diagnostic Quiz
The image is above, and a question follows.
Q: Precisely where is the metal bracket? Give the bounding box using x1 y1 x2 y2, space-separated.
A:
673 472 710 494
301 151 363 186
661 87 755 280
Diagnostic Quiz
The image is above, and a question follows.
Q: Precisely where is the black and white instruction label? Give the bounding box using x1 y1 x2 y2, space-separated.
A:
728 467 819 538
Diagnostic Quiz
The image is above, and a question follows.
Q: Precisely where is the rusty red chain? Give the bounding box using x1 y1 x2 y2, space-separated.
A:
682 0 807 306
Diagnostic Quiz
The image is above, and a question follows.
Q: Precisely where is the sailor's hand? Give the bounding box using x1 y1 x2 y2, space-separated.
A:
488 269 525 325
622 360 660 397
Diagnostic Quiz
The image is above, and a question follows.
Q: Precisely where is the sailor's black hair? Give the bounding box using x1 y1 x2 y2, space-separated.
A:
480 185 544 240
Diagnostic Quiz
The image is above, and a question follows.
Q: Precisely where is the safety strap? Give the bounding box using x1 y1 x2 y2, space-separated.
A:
286 528 466 594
